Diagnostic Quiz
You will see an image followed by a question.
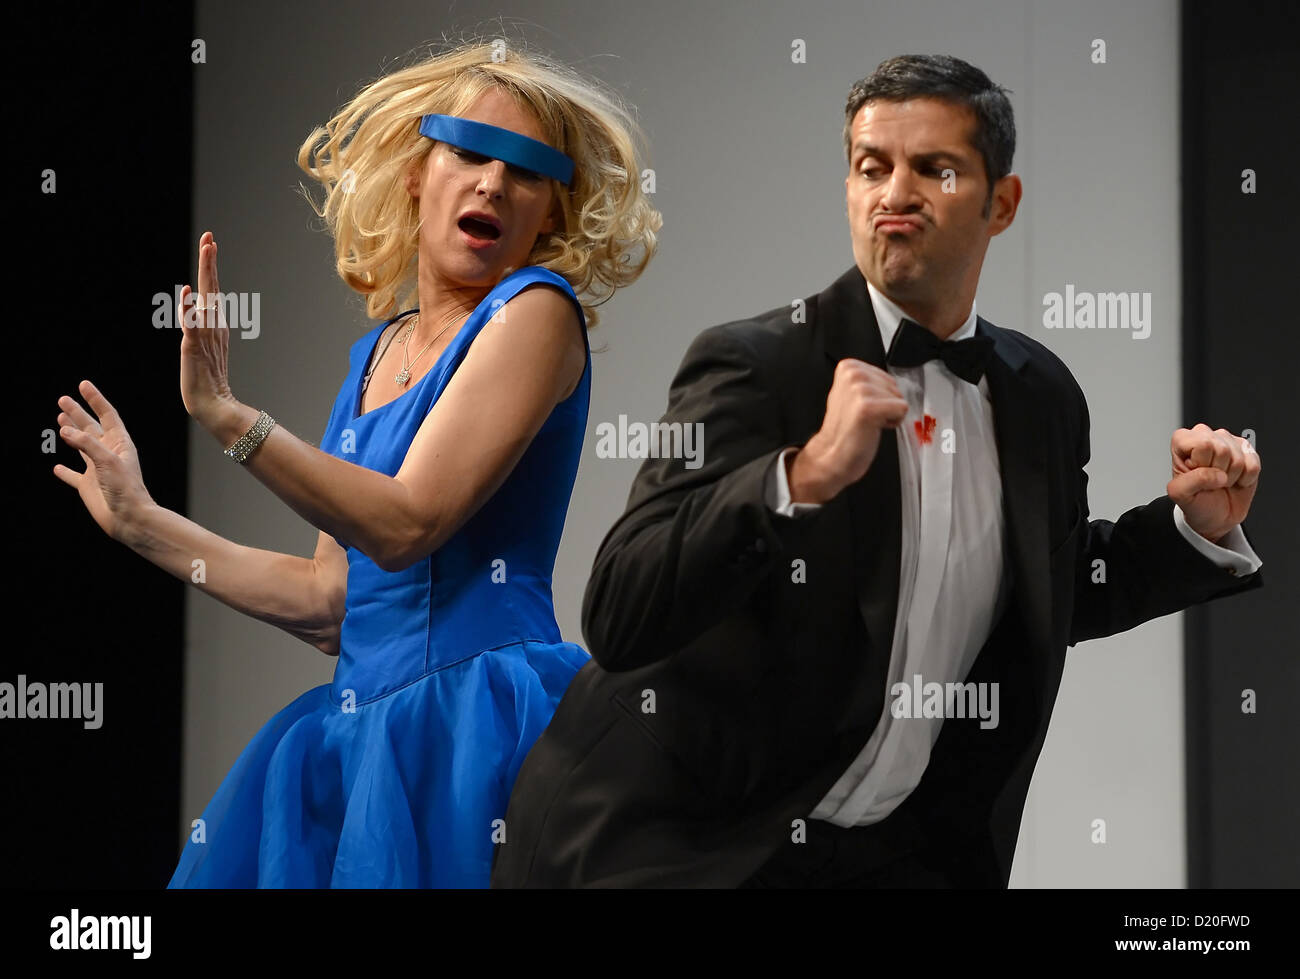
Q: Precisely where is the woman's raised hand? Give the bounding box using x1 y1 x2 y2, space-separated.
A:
53 380 156 544
179 231 237 431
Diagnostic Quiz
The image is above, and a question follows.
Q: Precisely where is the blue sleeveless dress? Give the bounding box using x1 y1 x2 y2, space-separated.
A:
168 266 591 888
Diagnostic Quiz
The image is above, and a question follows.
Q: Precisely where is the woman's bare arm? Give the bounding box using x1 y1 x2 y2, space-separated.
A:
55 371 348 653
201 283 586 573
122 508 347 655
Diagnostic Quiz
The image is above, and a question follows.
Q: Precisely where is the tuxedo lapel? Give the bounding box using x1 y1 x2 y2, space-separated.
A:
979 318 1053 675
816 267 902 666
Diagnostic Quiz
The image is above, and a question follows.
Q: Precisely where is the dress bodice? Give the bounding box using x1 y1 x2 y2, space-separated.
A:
317 266 591 704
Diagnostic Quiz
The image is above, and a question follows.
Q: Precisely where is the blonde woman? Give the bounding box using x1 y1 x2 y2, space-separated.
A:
52 38 660 887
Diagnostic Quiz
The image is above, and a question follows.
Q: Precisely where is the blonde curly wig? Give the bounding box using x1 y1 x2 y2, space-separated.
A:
296 37 662 330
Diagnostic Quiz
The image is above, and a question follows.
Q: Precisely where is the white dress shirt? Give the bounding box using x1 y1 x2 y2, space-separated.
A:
764 281 1263 827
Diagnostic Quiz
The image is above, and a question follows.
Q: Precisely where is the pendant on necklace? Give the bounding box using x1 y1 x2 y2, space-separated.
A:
395 369 410 385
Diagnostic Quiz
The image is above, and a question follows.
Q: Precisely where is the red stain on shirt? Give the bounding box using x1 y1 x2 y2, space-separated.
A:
914 413 937 445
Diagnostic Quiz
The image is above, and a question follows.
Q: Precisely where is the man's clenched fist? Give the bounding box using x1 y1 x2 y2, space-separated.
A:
1167 424 1260 544
786 359 909 505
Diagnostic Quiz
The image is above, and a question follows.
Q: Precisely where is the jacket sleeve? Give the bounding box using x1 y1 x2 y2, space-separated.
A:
1064 381 1263 647
580 324 825 671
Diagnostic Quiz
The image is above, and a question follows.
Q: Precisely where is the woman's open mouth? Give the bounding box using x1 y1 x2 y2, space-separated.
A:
458 216 502 247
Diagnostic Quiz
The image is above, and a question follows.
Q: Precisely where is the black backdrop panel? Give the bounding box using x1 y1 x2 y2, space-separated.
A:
1181 0 1300 888
6 2 193 888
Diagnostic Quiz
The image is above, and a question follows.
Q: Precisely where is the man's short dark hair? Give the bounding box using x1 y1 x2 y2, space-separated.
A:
843 55 1015 216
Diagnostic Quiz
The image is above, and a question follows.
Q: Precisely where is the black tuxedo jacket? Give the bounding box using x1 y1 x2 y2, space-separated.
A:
490 265 1262 887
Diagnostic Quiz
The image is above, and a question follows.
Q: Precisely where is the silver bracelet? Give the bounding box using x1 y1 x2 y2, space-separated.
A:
223 410 276 464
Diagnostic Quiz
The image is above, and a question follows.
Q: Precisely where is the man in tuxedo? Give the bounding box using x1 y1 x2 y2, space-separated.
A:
490 54 1263 887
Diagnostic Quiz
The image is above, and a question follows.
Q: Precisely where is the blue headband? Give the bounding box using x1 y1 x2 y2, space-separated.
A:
419 113 574 187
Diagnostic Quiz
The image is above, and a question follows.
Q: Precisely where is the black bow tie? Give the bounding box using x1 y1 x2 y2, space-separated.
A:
885 317 995 384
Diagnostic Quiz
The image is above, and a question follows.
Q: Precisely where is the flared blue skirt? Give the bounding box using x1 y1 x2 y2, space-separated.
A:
167 639 588 888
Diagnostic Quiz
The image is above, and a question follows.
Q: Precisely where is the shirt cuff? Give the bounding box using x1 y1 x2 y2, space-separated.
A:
766 447 824 517
1172 504 1262 577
